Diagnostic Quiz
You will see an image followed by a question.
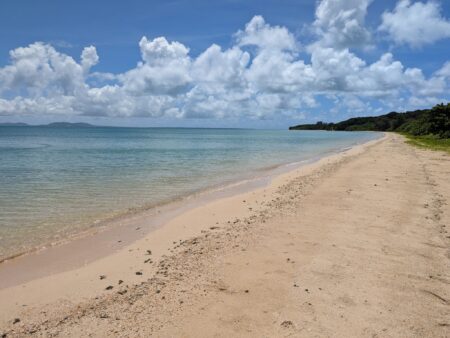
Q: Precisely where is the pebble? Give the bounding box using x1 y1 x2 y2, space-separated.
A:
280 320 293 328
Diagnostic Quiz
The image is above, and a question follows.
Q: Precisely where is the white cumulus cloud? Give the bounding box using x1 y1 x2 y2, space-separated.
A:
313 0 373 49
379 0 450 47
0 0 449 120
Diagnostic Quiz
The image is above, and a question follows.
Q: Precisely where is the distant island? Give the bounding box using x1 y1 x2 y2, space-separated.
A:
0 122 29 127
43 122 95 128
290 103 449 139
0 122 96 128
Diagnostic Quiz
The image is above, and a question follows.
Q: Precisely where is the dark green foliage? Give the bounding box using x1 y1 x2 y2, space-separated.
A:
289 103 450 139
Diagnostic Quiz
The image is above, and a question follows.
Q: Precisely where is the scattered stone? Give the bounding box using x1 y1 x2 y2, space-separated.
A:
146 250 152 255
293 284 299 287
105 285 113 290
280 320 294 328
305 288 309 292
135 227 141 230
13 318 20 324
136 271 143 275
99 275 106 280
245 290 249 293
118 280 124 285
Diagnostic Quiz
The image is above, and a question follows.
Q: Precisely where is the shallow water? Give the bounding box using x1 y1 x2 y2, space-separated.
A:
0 126 379 259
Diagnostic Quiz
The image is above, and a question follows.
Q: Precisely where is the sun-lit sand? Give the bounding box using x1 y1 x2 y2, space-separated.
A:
1 133 449 337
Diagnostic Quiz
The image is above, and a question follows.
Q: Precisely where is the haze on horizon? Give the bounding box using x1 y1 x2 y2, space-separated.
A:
0 0 449 128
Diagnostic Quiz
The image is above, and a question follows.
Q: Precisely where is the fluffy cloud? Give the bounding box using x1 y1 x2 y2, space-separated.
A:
313 0 373 49
0 43 91 97
81 46 99 73
436 61 450 78
0 0 449 120
236 15 298 52
120 37 192 96
379 0 450 47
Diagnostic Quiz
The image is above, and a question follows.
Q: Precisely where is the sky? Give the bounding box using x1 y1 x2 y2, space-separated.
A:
0 0 449 128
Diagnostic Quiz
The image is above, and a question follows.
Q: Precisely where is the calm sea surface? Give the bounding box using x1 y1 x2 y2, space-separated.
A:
0 126 379 259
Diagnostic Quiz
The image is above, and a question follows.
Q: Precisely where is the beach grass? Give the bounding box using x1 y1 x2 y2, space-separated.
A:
401 133 450 153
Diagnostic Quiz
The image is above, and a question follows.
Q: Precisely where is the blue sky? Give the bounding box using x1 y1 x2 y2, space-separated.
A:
0 0 449 128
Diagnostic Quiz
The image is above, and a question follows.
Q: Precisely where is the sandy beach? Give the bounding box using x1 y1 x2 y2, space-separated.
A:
0 133 449 337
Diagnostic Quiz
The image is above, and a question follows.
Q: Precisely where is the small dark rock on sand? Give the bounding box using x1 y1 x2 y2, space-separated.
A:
280 320 294 328
136 271 143 275
13 318 20 324
105 285 113 290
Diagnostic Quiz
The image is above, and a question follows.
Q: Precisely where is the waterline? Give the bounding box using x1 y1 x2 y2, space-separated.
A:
0 127 380 260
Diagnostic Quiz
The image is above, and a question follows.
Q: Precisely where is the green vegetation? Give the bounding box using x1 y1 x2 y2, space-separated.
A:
402 134 450 153
289 103 449 152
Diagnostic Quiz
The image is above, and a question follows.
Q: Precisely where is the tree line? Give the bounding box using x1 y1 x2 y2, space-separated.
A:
289 103 449 138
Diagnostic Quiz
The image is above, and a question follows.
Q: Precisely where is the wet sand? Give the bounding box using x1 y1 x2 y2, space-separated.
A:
1 133 449 337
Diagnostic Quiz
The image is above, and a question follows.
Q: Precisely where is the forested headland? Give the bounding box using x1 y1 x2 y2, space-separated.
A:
290 103 449 152
290 103 449 137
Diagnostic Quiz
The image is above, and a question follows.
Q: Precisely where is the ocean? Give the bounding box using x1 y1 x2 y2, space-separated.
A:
0 126 379 260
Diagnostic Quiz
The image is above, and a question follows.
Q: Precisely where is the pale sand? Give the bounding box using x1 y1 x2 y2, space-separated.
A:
0 133 449 337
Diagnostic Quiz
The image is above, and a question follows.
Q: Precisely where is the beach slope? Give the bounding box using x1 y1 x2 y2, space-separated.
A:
1 134 449 337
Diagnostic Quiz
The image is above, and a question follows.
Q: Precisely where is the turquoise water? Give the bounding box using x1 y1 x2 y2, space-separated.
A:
0 126 379 259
